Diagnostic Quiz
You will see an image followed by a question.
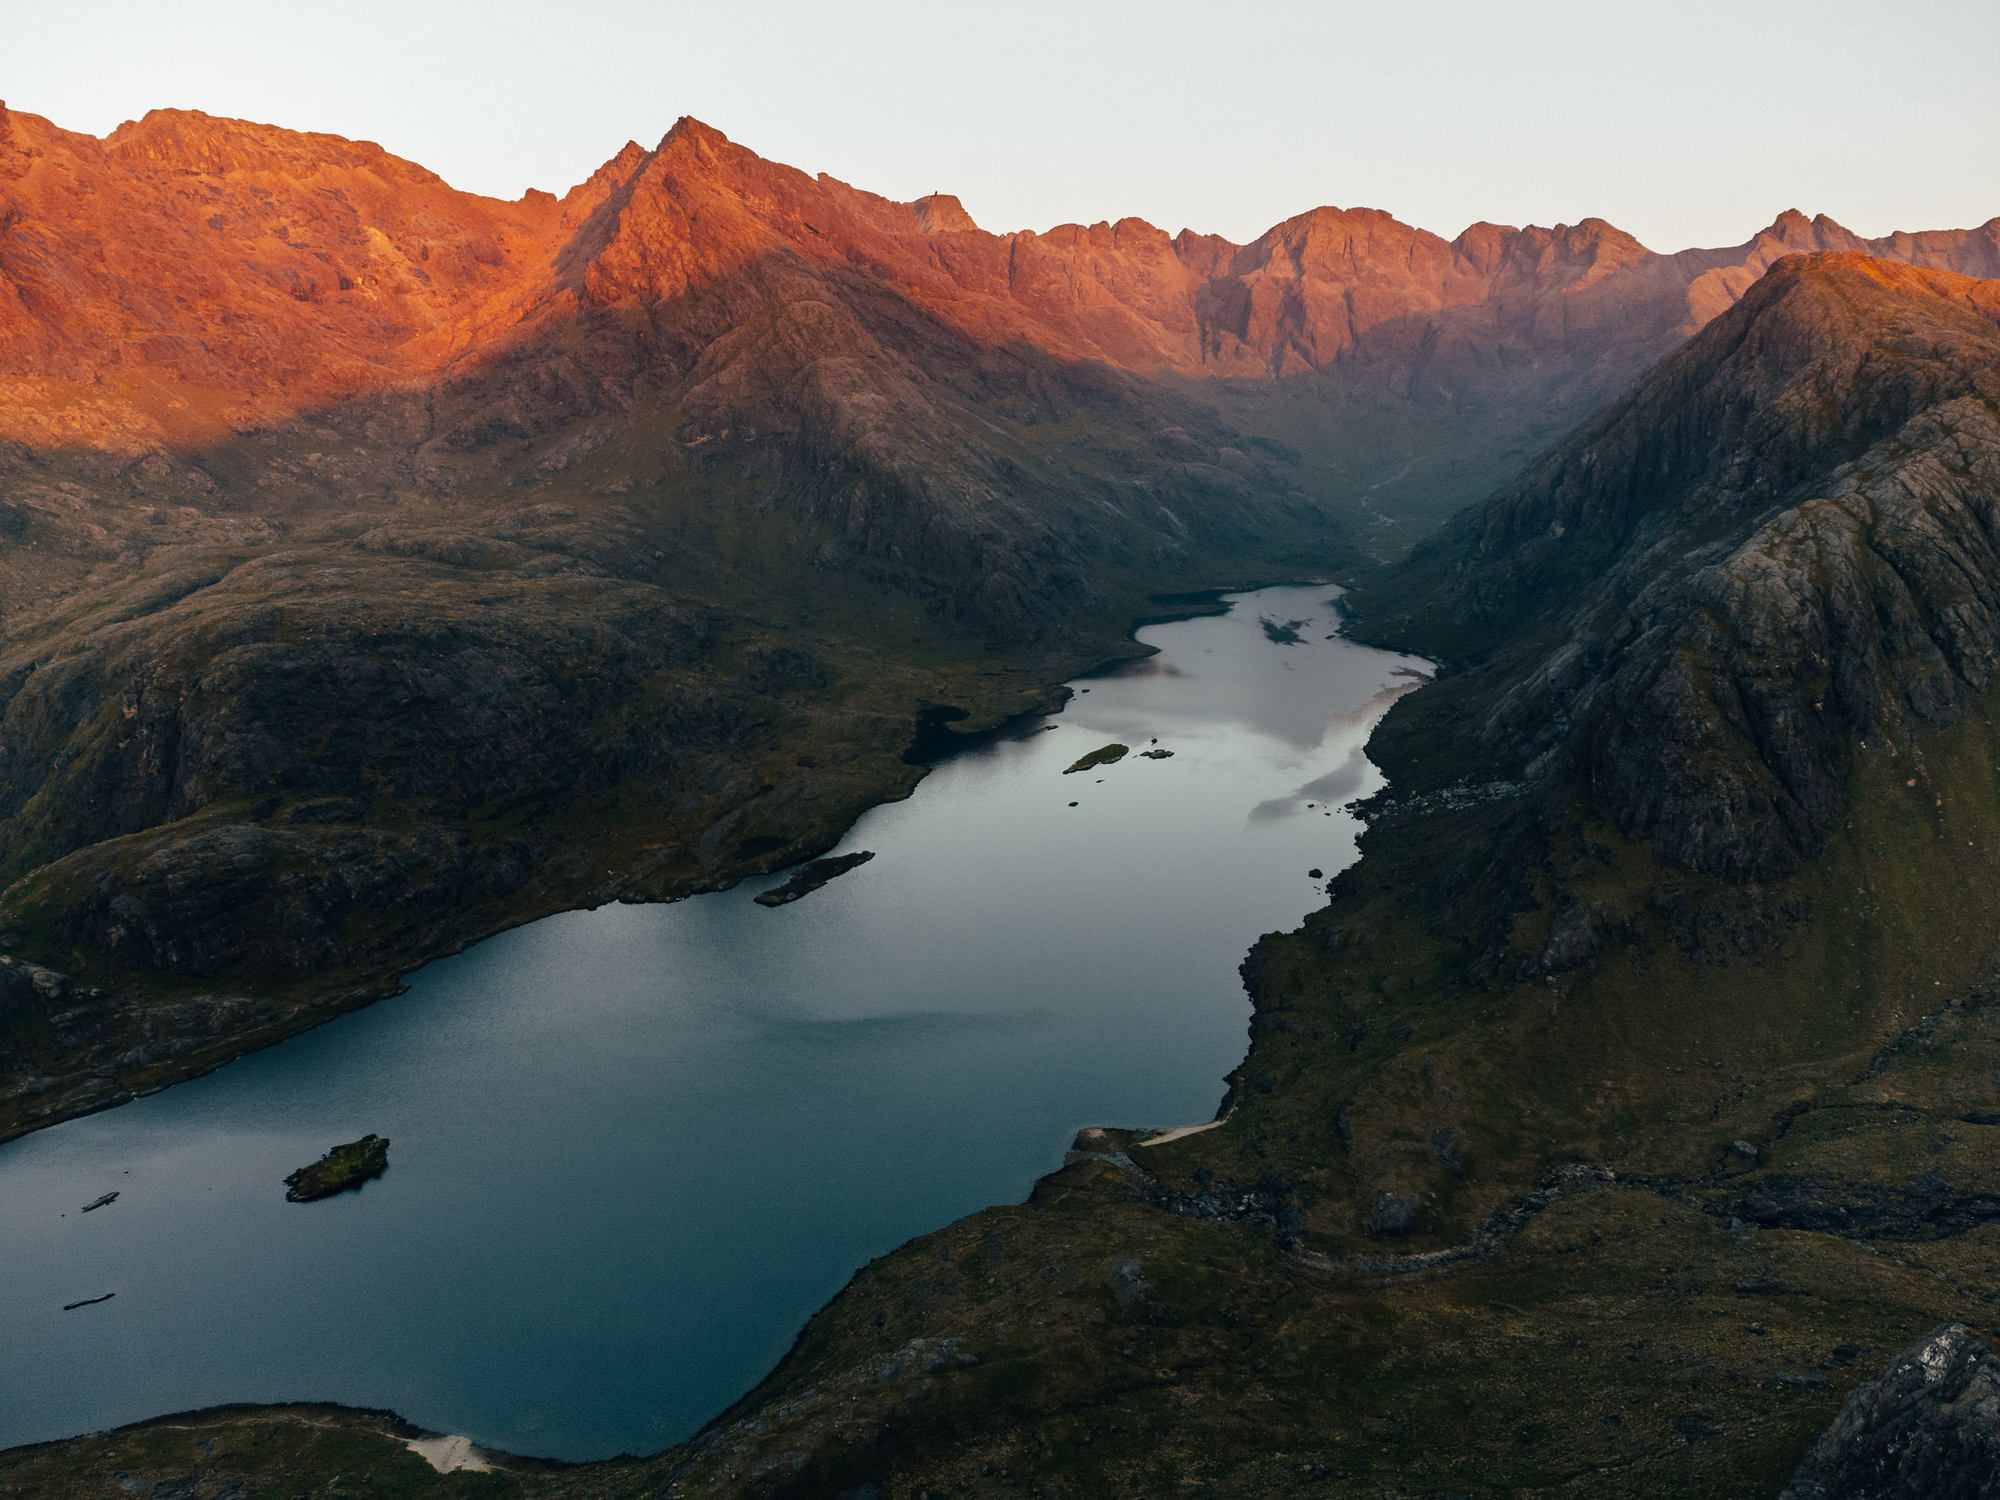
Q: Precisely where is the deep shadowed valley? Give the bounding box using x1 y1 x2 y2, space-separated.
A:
4 100 2000 1500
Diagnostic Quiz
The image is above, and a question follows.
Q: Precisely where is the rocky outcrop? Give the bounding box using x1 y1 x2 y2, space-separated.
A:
1063 743 1129 774
753 850 874 907
1781 1324 2000 1499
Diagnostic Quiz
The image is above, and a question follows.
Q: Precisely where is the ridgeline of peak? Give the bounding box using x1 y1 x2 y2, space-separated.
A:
659 114 732 152
911 193 979 234
3 101 1996 454
102 107 438 184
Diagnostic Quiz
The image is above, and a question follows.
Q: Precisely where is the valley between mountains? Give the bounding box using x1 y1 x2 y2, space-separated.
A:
6 101 2000 1498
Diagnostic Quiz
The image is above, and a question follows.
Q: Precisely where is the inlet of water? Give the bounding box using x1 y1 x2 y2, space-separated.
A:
0 584 1426 1460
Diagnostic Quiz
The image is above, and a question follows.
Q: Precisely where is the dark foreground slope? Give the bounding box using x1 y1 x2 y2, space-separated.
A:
14 255 2000 1498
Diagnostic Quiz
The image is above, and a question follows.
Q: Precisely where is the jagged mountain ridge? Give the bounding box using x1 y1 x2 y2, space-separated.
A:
5 102 1998 446
2 109 1998 1133
7 100 1999 606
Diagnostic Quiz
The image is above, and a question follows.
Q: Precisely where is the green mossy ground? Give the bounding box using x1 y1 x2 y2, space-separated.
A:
0 1407 541 1500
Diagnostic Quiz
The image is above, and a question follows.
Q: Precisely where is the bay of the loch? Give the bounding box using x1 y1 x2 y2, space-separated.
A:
0 585 1426 1462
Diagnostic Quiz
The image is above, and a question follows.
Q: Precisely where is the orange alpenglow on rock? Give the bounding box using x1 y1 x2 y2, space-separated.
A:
2 101 1998 455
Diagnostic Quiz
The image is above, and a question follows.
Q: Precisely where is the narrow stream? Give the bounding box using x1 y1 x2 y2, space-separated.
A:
0 585 1426 1460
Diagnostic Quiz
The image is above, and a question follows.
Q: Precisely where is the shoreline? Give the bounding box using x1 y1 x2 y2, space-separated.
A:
0 644 1097 1149
3 576 1351 1467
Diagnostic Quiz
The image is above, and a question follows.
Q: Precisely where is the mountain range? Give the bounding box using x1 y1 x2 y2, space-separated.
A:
7 101 1998 546
4 103 2000 1499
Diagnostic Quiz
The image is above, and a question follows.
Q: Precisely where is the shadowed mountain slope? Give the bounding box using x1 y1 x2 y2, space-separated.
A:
1364 254 2000 879
13 246 2000 1499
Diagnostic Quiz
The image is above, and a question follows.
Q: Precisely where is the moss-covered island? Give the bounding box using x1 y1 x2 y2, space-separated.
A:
284 1135 390 1202
1063 743 1130 775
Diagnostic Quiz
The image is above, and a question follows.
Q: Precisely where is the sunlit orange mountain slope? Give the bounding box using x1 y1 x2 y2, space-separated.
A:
4 102 1995 454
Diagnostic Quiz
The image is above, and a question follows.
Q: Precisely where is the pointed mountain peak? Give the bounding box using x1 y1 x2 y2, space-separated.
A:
1553 216 1653 263
1742 209 1870 258
1761 208 1816 241
558 138 652 222
1571 215 1647 244
660 116 733 155
911 193 979 234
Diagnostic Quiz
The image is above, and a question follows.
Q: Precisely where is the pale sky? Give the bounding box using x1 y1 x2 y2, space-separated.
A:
10 0 1999 253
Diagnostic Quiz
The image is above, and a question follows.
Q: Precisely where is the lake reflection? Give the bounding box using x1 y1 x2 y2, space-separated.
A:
0 585 1426 1460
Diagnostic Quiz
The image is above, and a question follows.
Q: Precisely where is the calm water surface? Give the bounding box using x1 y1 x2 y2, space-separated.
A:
0 585 1425 1459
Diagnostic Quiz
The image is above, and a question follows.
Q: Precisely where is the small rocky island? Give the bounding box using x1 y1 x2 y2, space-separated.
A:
754 850 875 907
1063 743 1129 774
284 1135 390 1202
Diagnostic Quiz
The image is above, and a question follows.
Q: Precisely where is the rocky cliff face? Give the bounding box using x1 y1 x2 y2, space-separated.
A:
1362 254 2000 879
0 104 562 445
